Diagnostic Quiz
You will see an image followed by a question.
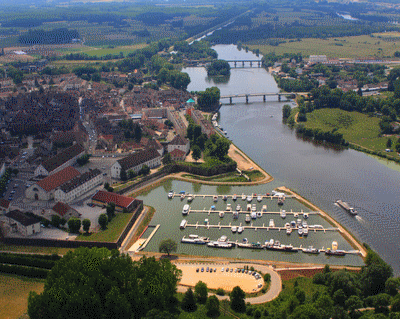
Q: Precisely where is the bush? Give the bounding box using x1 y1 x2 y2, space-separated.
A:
0 253 56 269
264 273 271 282
0 263 49 278
216 288 225 296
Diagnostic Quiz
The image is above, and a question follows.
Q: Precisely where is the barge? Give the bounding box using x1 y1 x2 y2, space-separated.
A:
336 200 357 215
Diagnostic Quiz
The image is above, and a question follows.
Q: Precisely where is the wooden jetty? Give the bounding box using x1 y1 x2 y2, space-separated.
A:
187 209 321 216
171 193 295 199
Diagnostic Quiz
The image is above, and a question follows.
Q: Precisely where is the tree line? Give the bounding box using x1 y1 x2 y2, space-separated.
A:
18 28 80 45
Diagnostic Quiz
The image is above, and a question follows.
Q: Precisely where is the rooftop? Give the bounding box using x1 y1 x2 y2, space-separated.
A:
92 190 135 209
117 149 160 171
36 166 81 192
52 202 79 217
6 210 40 227
59 169 101 194
41 143 85 173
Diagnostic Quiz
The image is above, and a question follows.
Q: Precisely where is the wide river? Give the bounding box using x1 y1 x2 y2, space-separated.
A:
140 45 400 273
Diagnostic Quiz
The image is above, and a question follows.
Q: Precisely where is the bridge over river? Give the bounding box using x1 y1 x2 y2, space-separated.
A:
220 92 297 104
183 59 263 68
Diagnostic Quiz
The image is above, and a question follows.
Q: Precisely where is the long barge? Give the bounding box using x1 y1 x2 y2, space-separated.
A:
336 200 357 215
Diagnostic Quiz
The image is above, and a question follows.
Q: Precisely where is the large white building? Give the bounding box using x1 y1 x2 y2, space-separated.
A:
26 166 81 201
111 149 161 179
167 135 190 155
54 169 102 203
34 143 85 177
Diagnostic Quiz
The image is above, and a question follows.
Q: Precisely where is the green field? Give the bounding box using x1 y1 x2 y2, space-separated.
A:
0 243 73 255
248 35 400 59
75 212 134 242
0 274 44 319
303 108 400 159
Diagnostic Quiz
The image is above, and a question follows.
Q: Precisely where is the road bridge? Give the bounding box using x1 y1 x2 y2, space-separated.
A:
220 92 297 104
183 59 263 68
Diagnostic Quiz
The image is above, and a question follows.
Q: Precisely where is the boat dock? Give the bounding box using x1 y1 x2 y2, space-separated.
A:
182 221 339 233
186 208 321 216
170 193 295 200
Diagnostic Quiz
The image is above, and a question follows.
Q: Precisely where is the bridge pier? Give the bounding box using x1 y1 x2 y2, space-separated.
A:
263 95 266 102
242 61 245 67
245 95 249 104
278 94 281 102
229 97 232 104
258 61 261 68
234 61 237 68
250 61 252 67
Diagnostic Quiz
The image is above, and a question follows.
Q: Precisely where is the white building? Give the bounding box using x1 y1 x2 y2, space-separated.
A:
5 210 41 236
111 149 161 179
54 169 103 203
34 143 85 177
309 55 328 63
26 166 81 201
167 135 190 154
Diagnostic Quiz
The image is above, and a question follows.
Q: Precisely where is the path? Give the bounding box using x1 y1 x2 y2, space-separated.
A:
119 206 149 252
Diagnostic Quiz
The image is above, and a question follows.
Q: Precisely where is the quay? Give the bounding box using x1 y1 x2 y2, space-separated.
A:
183 221 339 233
171 193 295 199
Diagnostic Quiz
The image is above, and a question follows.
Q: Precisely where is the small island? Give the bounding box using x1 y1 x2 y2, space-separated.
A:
206 59 231 77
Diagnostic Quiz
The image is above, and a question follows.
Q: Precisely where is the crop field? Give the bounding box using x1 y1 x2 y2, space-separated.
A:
304 108 400 158
0 274 44 319
248 35 400 59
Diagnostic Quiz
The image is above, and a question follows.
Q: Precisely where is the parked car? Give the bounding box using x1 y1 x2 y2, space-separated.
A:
206 267 209 272
201 267 204 272
196 268 199 272
221 267 224 272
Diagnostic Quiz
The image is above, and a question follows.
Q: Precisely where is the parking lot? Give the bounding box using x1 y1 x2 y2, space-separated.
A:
176 264 264 293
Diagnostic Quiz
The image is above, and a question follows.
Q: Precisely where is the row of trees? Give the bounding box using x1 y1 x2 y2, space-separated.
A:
196 87 220 110
19 28 80 45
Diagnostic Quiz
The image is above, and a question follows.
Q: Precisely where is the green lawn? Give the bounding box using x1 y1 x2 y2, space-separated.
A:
84 44 148 57
0 243 73 255
75 212 134 242
248 35 399 59
303 108 399 159
182 172 248 183
0 274 44 319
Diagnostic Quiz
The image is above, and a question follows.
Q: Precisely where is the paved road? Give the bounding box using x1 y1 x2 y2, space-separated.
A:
175 261 282 304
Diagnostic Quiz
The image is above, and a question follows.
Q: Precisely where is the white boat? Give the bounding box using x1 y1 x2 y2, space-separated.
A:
251 212 257 219
187 194 193 202
332 241 338 250
226 204 231 211
284 222 290 228
232 194 237 201
290 220 296 228
303 246 319 254
280 210 286 219
247 195 252 202
180 193 185 200
204 219 209 225
181 234 209 244
219 211 225 218
293 212 299 218
278 196 285 205
207 241 233 248
233 211 239 219
238 226 243 233
182 204 190 215
297 218 302 226
262 205 267 212
310 224 323 229
218 235 228 242
302 221 308 228
180 219 187 229
241 194 246 200
168 191 174 198
222 195 228 201
303 212 309 219
257 195 262 202
231 226 237 233
236 204 241 211
247 204 252 211
213 195 218 202
286 228 292 235
269 219 275 227
303 228 309 236
256 211 262 218
245 214 251 223
298 226 303 236
251 204 257 212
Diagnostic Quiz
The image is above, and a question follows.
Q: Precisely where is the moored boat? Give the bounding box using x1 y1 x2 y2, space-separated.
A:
251 212 257 219
222 195 228 201
219 211 225 218
269 219 275 227
303 228 309 236
226 203 231 211
262 205 267 212
238 226 243 233
247 195 252 202
231 226 237 233
181 234 209 244
180 219 187 229
236 204 241 211
303 246 320 254
257 195 262 202
278 196 285 205
241 194 246 200
233 211 239 219
213 195 218 202
256 211 262 218
298 226 303 236
280 210 286 219
232 194 237 201
187 194 193 202
286 228 292 235
168 191 174 198
180 193 185 200
252 204 257 212
247 204 252 211
207 241 234 248
303 212 309 219
182 204 190 215
325 249 346 256
283 244 298 252
245 214 251 223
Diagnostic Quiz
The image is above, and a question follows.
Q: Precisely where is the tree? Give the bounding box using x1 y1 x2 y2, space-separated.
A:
51 215 61 228
98 214 108 230
230 286 246 313
191 145 201 162
197 87 220 110
106 202 116 220
181 288 197 312
387 138 392 149
385 277 400 296
194 281 208 304
77 154 90 166
162 153 172 165
345 295 363 313
28 249 182 319
282 104 291 119
67 218 81 233
59 218 66 227
206 295 220 317
139 165 150 176
159 239 177 257
120 169 128 181
82 219 91 233
288 304 322 319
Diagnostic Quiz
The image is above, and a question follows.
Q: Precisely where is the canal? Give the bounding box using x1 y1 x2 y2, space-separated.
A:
139 44 400 273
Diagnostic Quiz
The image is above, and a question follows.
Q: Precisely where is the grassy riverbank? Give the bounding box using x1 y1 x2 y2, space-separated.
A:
302 108 400 161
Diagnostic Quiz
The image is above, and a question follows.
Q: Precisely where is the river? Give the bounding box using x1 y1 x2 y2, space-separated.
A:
182 44 400 274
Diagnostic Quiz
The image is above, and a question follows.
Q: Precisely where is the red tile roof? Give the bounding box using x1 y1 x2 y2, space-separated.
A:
52 202 71 217
91 190 135 209
170 149 186 159
0 198 10 209
36 166 80 192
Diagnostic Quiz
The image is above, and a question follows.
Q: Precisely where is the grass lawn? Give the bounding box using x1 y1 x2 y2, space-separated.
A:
247 35 400 59
303 108 400 160
0 274 45 319
182 172 248 183
84 44 147 57
75 212 133 242
244 170 265 182
0 243 73 255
